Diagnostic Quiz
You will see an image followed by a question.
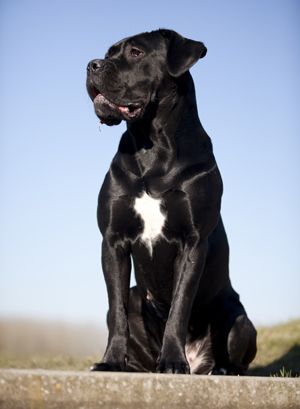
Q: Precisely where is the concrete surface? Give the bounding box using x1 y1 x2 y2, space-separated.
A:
0 369 299 409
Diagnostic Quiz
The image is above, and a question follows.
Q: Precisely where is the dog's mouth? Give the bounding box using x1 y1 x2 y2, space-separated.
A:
91 89 143 125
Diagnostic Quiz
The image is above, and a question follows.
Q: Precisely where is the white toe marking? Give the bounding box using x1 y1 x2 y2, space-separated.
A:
134 192 166 256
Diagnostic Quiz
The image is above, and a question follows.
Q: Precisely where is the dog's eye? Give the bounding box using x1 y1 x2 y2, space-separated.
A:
130 47 144 58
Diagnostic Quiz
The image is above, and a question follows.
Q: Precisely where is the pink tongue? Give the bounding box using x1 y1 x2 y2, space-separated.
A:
93 93 131 114
118 106 129 113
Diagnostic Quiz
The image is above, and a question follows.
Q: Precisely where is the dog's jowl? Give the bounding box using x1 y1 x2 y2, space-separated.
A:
86 29 257 374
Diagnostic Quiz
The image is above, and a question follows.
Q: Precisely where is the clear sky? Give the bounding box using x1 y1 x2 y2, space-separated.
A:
0 0 299 327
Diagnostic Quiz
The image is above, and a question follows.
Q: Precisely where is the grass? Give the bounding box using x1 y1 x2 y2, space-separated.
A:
0 353 98 371
0 317 299 376
249 318 300 377
271 367 299 378
0 317 105 371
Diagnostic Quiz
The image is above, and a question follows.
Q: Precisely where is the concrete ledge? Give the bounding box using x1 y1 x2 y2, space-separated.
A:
0 369 299 409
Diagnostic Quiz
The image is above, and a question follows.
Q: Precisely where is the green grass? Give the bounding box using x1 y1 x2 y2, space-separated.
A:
271 367 299 378
0 318 299 376
249 319 300 377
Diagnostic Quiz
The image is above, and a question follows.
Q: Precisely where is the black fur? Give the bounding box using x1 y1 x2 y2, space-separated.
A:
86 29 257 374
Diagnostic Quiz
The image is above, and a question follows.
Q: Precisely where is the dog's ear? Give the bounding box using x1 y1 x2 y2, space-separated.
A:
159 29 207 77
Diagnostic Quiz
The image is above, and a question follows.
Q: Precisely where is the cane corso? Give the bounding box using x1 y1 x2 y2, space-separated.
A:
86 29 257 374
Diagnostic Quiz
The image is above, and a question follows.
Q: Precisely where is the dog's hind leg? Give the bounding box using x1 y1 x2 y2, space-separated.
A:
225 314 257 375
211 290 257 375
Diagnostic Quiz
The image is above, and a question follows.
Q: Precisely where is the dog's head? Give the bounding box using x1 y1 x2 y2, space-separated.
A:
86 29 207 126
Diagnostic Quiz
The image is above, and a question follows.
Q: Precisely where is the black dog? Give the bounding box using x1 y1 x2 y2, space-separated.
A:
86 29 257 374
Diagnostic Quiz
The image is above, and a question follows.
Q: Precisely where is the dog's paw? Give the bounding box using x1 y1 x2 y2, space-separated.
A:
90 362 125 372
157 360 190 374
210 367 228 375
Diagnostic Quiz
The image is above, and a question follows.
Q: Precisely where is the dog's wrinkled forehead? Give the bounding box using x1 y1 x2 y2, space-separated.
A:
105 32 167 59
102 30 207 79
104 37 127 58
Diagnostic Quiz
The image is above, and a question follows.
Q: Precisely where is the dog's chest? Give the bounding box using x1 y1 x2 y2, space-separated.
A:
133 192 166 256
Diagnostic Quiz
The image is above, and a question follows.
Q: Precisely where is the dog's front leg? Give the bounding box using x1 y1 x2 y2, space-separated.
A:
157 237 208 374
91 238 131 371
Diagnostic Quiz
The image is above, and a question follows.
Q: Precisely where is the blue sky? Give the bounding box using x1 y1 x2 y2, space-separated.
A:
0 0 299 326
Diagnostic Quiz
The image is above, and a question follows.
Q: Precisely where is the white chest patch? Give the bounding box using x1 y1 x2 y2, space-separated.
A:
134 192 166 256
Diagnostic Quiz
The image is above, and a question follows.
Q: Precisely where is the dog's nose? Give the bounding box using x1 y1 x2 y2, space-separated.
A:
87 59 104 73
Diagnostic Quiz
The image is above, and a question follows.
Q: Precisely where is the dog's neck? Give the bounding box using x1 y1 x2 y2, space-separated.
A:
117 72 212 179
128 72 203 143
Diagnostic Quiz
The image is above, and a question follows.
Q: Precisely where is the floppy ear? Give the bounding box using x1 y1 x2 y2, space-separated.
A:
159 29 207 77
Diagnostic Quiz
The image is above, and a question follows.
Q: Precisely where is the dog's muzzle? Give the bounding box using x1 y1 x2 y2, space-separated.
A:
87 59 144 125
